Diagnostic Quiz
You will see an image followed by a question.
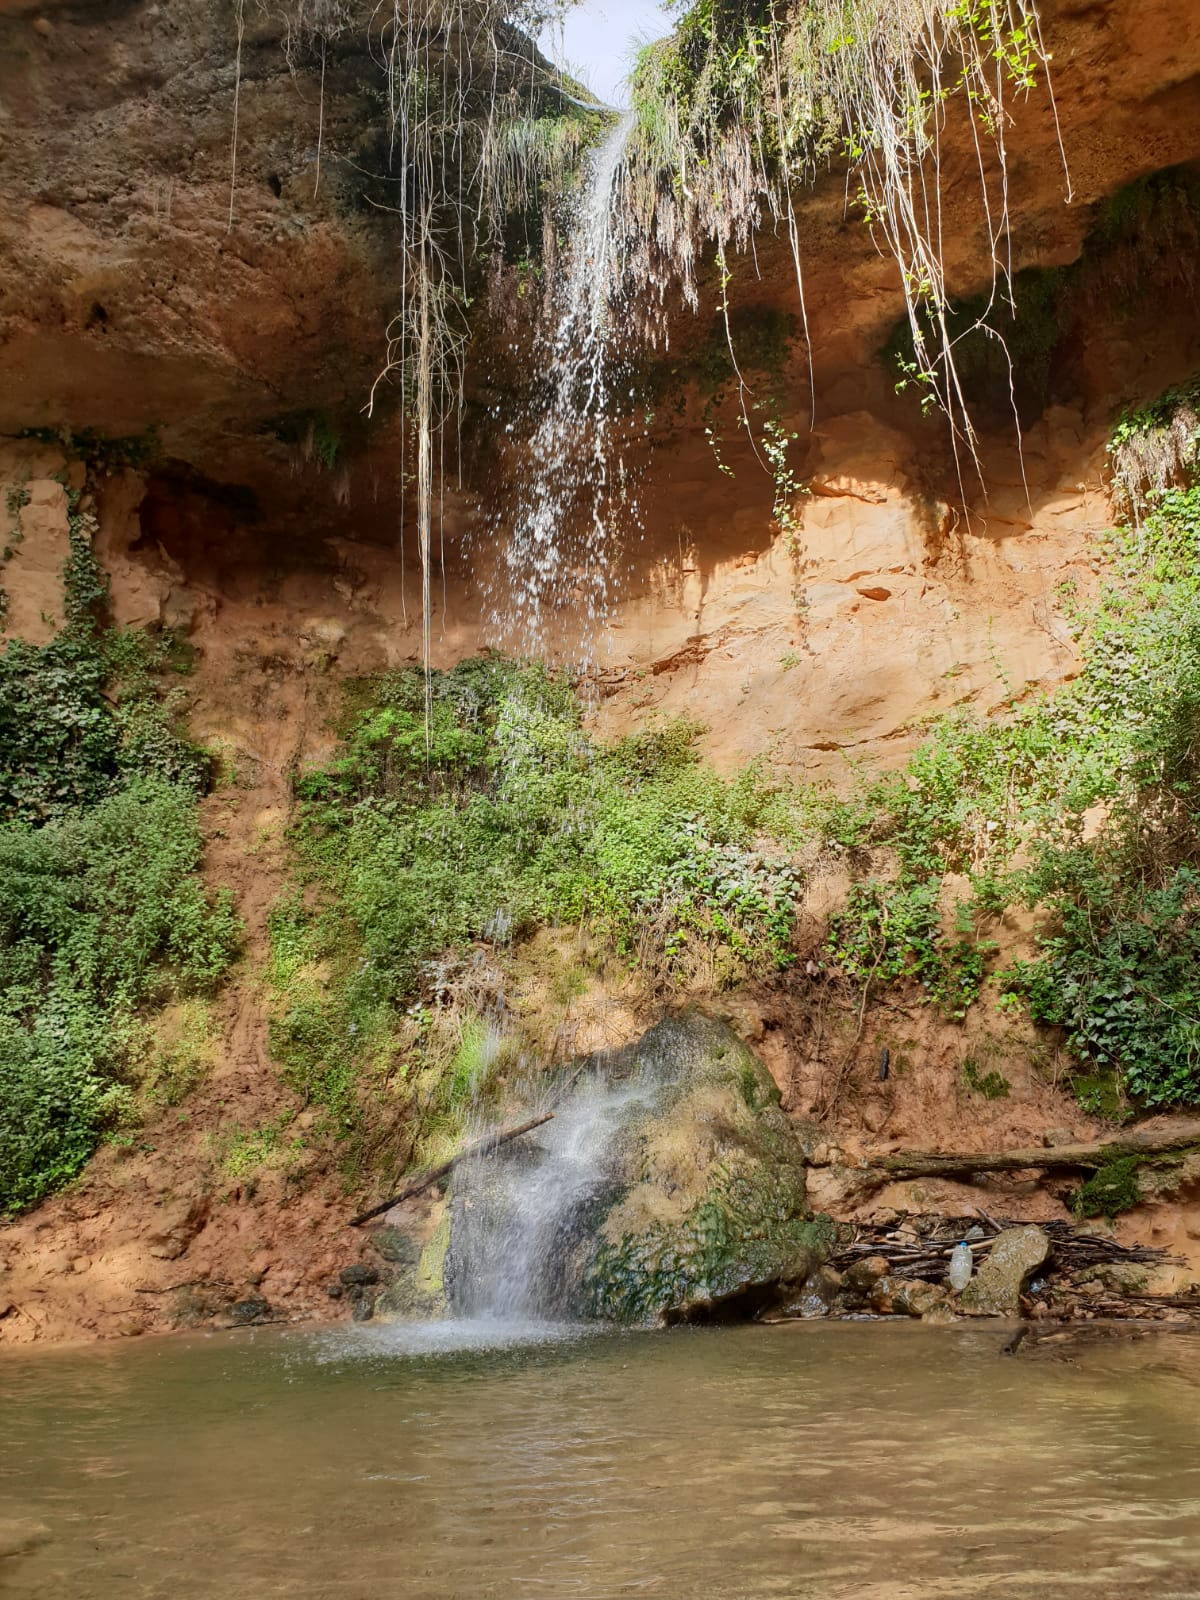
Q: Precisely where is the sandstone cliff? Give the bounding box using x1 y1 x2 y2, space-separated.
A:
2 0 1200 1341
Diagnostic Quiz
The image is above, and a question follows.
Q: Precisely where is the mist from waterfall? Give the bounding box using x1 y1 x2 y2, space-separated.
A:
485 112 640 665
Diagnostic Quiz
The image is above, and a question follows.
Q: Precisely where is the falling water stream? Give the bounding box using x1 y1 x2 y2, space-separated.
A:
445 1060 672 1322
489 112 638 660
452 114 660 1330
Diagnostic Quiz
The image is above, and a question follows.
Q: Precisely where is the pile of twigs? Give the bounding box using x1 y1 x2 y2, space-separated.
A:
831 1212 1178 1283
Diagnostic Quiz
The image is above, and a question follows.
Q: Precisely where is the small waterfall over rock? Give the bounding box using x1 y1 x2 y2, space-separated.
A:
487 111 638 662
371 1016 827 1329
445 1062 669 1321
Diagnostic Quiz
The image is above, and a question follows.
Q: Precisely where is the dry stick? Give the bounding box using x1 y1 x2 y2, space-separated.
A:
348 1112 554 1227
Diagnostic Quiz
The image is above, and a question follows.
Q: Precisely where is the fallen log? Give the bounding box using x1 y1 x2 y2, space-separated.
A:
862 1121 1200 1186
348 1112 554 1227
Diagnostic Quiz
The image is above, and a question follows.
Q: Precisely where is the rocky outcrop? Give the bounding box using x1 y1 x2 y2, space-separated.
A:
0 0 403 526
578 1017 832 1323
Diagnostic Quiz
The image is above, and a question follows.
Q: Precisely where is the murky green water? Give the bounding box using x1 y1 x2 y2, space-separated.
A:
3 1320 1200 1598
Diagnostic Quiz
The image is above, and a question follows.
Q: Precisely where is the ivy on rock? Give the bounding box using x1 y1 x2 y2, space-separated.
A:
0 526 238 1215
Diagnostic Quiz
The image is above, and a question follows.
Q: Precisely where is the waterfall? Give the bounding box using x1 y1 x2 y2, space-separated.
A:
487 111 638 663
444 1056 670 1322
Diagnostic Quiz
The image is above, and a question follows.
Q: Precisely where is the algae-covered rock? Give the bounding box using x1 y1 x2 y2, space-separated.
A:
961 1225 1051 1316
373 1203 450 1321
370 1225 420 1267
574 1013 831 1323
379 1013 829 1327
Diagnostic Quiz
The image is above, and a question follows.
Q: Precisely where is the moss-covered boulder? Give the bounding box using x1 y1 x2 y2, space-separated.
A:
370 1199 451 1320
574 1014 831 1323
373 1012 829 1327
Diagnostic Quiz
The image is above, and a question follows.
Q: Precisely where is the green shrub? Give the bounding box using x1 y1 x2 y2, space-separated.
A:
289 660 801 991
826 877 990 1019
0 533 236 1214
1010 858 1200 1108
269 661 806 1147
0 531 209 823
0 782 239 1212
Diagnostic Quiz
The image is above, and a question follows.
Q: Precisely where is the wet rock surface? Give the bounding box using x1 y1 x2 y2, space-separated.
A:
228 1295 272 1325
371 1204 451 1322
453 1013 831 1326
579 1016 831 1324
961 1226 1052 1317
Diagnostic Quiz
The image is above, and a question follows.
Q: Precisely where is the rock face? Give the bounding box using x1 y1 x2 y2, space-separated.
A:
573 1016 832 1323
961 1226 1052 1316
372 1204 452 1322
489 1015 826 1325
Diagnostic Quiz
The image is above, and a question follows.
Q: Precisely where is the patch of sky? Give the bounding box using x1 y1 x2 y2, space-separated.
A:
540 0 671 107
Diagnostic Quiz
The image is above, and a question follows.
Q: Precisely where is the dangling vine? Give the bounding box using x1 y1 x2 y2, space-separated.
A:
234 0 610 719
232 0 1069 689
615 0 1069 483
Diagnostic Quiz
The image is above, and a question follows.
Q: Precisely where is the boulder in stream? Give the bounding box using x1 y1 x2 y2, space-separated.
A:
961 1226 1051 1316
375 1014 831 1327
577 1015 832 1323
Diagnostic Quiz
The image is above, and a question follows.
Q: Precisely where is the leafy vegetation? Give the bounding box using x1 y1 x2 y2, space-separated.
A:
827 878 989 1021
0 528 237 1215
619 0 1054 458
267 659 803 1168
18 426 161 477
0 523 209 824
814 389 1200 1111
269 432 1200 1153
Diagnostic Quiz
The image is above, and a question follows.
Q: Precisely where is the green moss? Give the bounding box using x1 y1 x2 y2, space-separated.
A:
417 1209 451 1297
1072 1155 1142 1219
963 1060 1010 1100
583 1164 828 1323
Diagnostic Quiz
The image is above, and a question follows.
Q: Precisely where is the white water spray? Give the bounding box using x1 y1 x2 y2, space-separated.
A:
487 112 638 663
446 1059 670 1322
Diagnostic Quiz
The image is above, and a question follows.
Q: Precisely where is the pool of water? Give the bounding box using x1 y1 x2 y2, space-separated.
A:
3 1319 1200 1598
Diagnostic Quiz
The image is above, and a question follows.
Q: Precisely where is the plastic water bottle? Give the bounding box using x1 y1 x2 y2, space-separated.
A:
948 1242 973 1292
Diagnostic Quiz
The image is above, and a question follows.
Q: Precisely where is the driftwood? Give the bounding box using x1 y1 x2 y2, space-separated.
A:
831 1213 1178 1281
348 1112 554 1227
861 1121 1200 1187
